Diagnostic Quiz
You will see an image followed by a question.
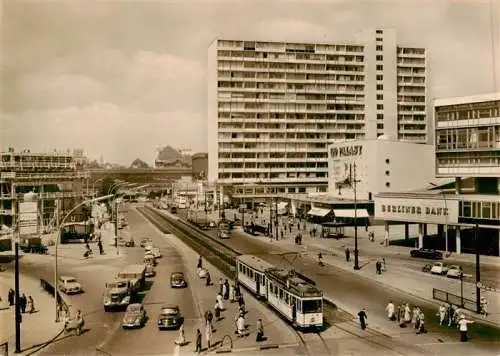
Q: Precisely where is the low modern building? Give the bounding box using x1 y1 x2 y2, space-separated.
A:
375 93 500 256
328 136 435 201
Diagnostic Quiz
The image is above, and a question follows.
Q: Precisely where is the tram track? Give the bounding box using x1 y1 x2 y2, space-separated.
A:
137 206 413 355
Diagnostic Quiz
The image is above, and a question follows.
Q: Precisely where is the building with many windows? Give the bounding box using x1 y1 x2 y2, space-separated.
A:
375 93 500 256
208 29 430 199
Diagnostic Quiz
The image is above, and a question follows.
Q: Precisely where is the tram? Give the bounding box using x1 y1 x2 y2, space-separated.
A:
235 254 323 329
236 254 274 299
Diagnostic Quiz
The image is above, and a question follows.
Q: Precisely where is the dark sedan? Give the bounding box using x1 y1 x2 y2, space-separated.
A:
157 305 182 330
410 248 443 260
170 272 187 288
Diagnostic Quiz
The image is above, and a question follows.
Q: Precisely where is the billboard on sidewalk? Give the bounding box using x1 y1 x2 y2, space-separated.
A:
19 202 39 235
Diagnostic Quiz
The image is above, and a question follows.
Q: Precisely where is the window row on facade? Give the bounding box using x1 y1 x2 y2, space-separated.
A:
436 151 500 166
460 200 500 220
436 126 500 150
219 152 328 160
218 171 328 179
436 101 500 122
219 142 328 149
217 49 364 60
217 61 365 71
217 81 365 92
218 102 365 111
218 72 365 82
218 123 365 133
218 92 366 102
218 112 365 121
219 162 328 169
397 47 426 55
233 185 328 195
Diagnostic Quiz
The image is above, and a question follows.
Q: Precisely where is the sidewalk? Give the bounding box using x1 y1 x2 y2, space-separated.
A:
0 272 64 355
139 207 300 354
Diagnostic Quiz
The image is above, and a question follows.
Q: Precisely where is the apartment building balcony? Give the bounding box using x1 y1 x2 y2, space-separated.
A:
436 116 500 129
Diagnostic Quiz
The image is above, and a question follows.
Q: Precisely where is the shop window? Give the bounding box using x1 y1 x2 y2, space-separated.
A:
481 202 491 219
462 201 471 217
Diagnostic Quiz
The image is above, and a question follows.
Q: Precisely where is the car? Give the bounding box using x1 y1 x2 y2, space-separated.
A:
410 248 443 260
218 230 230 239
446 265 463 278
430 262 449 275
140 238 153 248
122 303 147 329
58 276 83 294
170 272 187 288
145 264 156 277
152 247 162 258
157 305 182 330
197 267 208 279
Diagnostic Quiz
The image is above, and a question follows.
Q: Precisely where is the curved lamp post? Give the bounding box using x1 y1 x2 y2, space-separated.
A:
55 194 114 321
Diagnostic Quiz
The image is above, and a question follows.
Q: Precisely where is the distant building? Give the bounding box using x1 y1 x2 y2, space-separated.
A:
155 146 192 168
192 153 208 179
0 148 91 229
130 158 150 169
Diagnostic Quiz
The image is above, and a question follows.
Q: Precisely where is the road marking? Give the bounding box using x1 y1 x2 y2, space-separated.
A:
173 343 180 356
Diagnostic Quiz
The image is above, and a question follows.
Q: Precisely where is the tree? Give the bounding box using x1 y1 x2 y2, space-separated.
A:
100 176 119 197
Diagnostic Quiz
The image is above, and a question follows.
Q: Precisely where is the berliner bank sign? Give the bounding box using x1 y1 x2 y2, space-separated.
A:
374 197 459 224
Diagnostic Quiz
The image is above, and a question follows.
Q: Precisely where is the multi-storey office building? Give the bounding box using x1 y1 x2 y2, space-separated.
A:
0 148 91 231
375 93 500 256
208 29 430 200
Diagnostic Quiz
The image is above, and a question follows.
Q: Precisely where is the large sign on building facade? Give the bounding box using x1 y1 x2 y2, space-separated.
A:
375 197 459 224
329 142 365 198
19 202 39 235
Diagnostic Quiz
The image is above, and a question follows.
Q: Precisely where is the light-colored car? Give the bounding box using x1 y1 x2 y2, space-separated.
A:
430 262 448 275
218 230 230 239
446 265 463 278
152 247 162 258
122 303 147 329
58 276 83 294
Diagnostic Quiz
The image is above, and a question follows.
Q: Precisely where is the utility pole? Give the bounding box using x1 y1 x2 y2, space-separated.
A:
475 224 481 314
275 196 279 240
54 200 60 322
114 199 119 255
14 214 21 353
353 163 360 270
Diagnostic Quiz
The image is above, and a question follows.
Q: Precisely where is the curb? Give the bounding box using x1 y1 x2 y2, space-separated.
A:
214 342 299 354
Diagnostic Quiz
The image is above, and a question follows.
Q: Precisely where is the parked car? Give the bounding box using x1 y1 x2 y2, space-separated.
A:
170 272 187 288
122 303 147 329
152 247 162 258
446 265 463 278
140 237 152 248
157 305 182 330
218 230 230 239
410 248 443 260
58 276 83 294
430 262 448 275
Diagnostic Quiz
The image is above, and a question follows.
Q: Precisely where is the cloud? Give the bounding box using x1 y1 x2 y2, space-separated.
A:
1 104 206 165
254 19 328 42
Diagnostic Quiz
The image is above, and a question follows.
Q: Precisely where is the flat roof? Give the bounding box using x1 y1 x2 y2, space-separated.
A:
434 93 500 107
277 193 371 205
376 192 500 203
237 254 275 271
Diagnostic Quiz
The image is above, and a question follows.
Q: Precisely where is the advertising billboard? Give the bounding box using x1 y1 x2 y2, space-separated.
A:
375 197 459 224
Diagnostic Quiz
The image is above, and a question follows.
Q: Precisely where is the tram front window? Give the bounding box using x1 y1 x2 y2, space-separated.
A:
302 299 322 313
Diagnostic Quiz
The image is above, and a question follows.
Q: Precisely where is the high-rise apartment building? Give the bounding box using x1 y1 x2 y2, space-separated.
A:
208 29 430 199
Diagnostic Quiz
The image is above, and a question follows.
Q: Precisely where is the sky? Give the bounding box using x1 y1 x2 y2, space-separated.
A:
1 0 499 165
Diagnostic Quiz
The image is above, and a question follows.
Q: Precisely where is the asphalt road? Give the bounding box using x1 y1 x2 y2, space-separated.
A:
171 208 500 355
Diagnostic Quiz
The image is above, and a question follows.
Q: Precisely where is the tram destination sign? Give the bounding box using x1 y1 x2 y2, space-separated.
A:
374 197 459 224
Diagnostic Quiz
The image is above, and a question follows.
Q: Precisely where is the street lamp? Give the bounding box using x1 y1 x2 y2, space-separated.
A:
353 163 360 270
429 182 449 253
54 194 114 322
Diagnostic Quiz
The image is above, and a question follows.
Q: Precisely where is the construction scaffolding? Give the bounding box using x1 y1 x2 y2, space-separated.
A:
0 148 92 232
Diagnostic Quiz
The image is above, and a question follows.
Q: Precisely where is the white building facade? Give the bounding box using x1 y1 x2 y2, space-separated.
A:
328 137 435 201
208 29 430 199
375 93 500 256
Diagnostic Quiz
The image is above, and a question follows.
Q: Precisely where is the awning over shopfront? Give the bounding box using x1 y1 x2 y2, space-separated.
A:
333 209 370 218
307 207 331 217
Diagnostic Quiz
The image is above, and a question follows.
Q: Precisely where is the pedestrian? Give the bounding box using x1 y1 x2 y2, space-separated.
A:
27 295 35 313
195 329 202 354
214 301 221 321
197 255 203 269
457 315 474 342
411 305 419 328
205 323 212 349
217 292 225 311
20 294 27 313
480 297 488 317
205 310 213 331
398 304 406 328
386 301 395 321
223 279 230 300
357 308 367 330
438 304 447 325
98 240 104 255
404 303 411 323
345 248 350 262
256 318 264 342
175 323 186 345
375 260 381 274
229 283 235 302
8 288 14 306
416 310 425 334
238 294 246 314
218 278 224 295
206 271 211 286
236 314 246 336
